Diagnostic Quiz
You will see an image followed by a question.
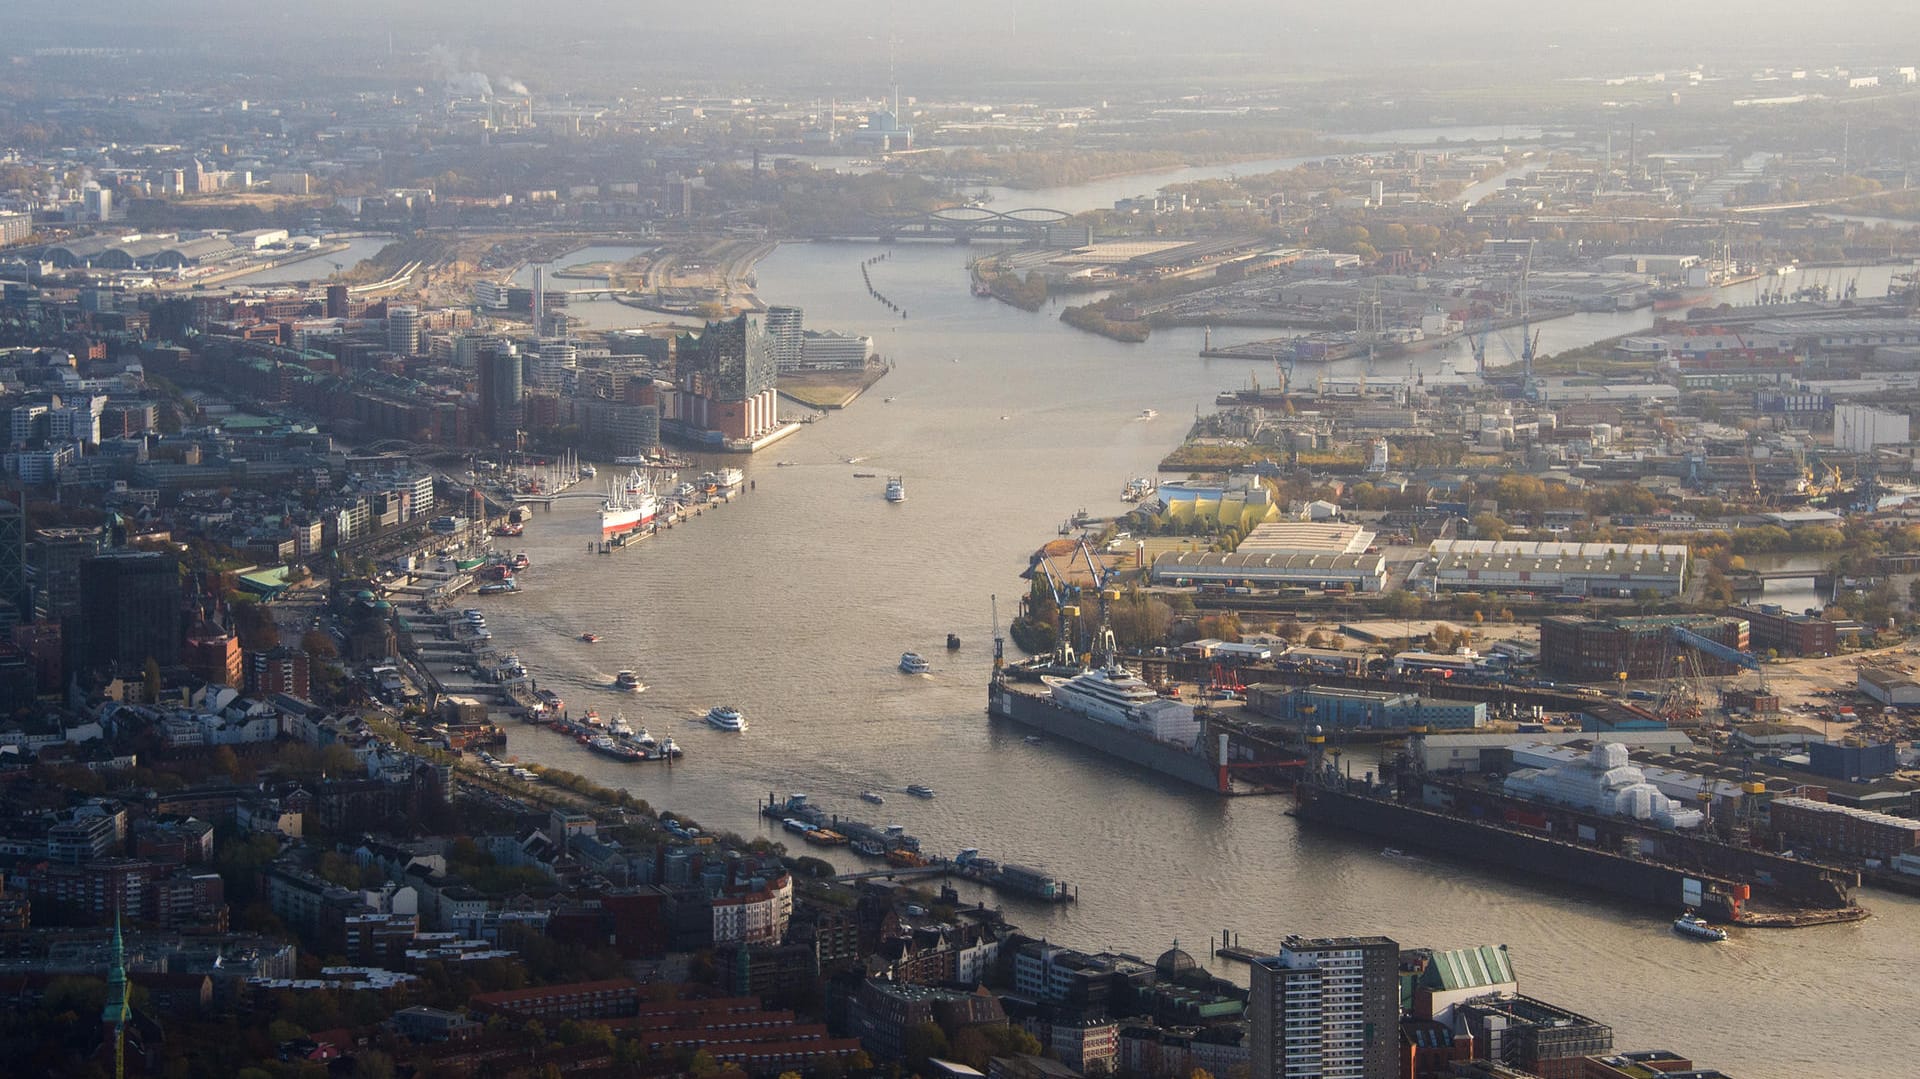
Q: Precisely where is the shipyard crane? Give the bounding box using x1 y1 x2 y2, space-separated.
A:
991 595 1004 673
1075 538 1120 664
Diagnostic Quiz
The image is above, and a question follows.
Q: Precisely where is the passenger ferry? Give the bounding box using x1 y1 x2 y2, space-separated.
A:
885 476 906 503
707 706 748 732
899 652 930 674
906 784 935 799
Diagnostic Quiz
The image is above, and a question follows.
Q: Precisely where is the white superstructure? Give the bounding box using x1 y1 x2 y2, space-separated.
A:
1041 665 1201 744
1502 742 1705 829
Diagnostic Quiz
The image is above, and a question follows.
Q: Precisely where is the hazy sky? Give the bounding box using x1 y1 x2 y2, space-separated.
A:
11 2 1920 96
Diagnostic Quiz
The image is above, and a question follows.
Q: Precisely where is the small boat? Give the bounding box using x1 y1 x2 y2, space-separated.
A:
946 633 961 651
579 463 596 478
783 818 812 834
883 396 895 403
608 713 635 737
1672 913 1727 942
1140 408 1158 419
615 670 646 692
658 736 682 757
582 708 603 728
900 652 930 674
707 706 748 732
861 791 885 805
1023 735 1043 746
588 736 643 762
579 632 602 643
491 522 524 537
885 476 906 503
906 784 935 799
512 553 530 569
477 582 517 595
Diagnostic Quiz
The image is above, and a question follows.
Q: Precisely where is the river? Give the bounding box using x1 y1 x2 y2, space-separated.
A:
471 227 1920 1077
220 235 395 286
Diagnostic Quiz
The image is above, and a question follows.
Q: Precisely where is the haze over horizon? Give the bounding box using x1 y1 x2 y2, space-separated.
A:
9 1 1920 100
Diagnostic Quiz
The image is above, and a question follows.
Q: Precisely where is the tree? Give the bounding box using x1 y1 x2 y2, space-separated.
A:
1195 613 1243 642
1469 513 1507 541
903 1022 949 1074
301 630 339 660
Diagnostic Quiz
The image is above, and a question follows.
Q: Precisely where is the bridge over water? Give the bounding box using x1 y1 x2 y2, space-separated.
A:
803 206 1076 241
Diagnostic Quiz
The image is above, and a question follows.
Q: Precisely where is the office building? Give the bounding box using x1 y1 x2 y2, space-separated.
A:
0 499 25 622
764 305 804 370
1454 995 1611 1079
529 339 577 392
1249 935 1398 1079
78 550 182 672
325 284 350 320
386 305 421 356
478 342 523 440
1728 603 1836 657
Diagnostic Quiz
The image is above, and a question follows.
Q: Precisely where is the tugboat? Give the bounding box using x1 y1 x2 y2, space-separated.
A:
1672 912 1728 942
946 633 962 651
900 652 930 674
658 736 683 758
615 670 646 692
588 735 643 762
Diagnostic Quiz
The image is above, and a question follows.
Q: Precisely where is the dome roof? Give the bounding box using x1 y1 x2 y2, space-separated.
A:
1156 942 1197 977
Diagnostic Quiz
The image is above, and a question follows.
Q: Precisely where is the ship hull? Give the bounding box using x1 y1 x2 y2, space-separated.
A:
1291 783 1857 921
989 680 1221 792
600 504 657 537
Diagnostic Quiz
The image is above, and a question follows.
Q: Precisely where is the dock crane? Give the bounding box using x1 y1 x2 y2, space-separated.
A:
1075 538 1119 663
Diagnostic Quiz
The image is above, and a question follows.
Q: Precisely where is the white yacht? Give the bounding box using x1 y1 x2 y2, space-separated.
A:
1041 664 1200 743
885 476 906 503
615 669 646 692
707 706 748 732
900 652 930 674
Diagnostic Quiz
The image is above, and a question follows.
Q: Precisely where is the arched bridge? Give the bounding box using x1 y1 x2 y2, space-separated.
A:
815 207 1076 240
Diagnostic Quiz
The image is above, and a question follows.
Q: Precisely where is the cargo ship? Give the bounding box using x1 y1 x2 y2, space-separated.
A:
600 472 659 538
1290 754 1862 925
988 668 1227 792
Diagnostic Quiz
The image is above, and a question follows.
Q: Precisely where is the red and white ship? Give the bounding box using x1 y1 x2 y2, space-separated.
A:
600 471 659 537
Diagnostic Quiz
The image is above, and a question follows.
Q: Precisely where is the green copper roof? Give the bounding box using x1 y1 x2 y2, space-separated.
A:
1423 945 1514 991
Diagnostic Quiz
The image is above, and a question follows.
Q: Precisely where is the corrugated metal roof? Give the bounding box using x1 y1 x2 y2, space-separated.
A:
1424 945 1514 991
